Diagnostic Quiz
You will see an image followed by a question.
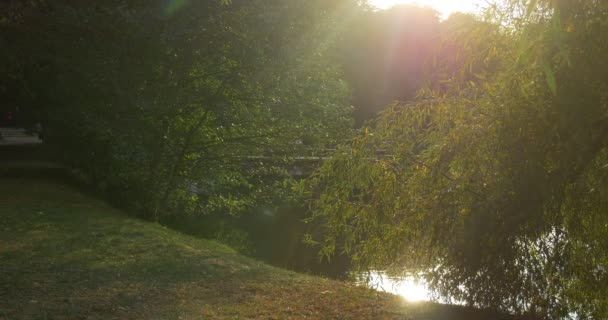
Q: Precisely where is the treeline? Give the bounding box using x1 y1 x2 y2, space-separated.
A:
2 0 359 218
1 1 459 218
13 1 608 318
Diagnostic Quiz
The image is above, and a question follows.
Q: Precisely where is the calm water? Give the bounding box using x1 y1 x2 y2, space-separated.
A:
357 271 432 302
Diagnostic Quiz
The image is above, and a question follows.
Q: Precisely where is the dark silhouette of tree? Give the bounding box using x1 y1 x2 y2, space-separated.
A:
1 0 357 217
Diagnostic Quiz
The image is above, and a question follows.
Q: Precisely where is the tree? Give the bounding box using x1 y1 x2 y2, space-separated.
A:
304 0 608 318
2 0 357 217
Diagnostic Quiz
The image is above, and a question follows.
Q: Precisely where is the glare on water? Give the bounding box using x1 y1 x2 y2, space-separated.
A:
360 271 431 302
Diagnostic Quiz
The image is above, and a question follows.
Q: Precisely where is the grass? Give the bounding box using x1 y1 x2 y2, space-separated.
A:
0 177 516 319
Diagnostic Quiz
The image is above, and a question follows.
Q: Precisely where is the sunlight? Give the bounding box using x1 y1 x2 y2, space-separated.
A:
368 0 483 17
364 271 431 303
395 278 430 302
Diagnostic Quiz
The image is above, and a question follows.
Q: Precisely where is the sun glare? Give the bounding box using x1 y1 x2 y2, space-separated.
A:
365 272 431 303
396 278 430 302
368 0 483 17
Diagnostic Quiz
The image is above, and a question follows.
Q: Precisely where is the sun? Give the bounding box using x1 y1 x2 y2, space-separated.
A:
368 0 482 18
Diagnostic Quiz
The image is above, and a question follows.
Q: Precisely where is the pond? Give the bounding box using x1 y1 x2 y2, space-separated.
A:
357 271 432 302
166 206 447 302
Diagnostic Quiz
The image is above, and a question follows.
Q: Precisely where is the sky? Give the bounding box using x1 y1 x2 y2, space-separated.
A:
368 0 486 18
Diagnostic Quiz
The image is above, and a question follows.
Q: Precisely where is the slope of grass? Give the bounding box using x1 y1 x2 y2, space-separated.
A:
0 177 515 319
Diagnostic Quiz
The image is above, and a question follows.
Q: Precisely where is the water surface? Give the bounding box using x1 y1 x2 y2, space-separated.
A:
358 271 432 302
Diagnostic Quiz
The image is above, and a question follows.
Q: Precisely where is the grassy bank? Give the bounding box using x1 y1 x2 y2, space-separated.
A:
0 177 515 319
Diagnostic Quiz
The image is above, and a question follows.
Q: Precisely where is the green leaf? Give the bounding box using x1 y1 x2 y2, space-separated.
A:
526 0 539 17
551 7 562 40
543 62 557 95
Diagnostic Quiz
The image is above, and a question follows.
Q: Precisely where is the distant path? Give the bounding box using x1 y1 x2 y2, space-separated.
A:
0 127 42 145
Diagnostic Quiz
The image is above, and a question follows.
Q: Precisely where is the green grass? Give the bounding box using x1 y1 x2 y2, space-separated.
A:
0 177 516 319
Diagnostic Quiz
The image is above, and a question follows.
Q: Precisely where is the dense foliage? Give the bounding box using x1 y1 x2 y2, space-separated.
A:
1 0 357 217
6 0 608 317
306 0 608 318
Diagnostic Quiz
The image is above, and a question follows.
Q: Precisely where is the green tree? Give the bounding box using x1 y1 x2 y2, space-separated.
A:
2 0 356 217
305 0 608 318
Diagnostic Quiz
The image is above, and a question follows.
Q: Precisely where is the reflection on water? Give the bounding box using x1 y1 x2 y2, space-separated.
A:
358 271 431 302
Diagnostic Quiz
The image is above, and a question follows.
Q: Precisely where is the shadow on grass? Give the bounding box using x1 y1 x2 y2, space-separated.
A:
0 177 520 320
0 178 326 319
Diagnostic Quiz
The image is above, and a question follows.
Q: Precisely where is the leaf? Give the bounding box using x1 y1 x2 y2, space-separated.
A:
516 26 535 66
566 21 575 33
526 0 539 17
551 7 562 40
543 62 557 95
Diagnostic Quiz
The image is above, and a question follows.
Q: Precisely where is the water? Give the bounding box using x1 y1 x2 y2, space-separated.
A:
357 271 432 302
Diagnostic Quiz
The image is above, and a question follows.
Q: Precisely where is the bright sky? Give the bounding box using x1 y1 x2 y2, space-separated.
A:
368 0 485 18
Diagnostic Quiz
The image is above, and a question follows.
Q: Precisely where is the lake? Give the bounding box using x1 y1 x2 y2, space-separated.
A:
357 271 432 302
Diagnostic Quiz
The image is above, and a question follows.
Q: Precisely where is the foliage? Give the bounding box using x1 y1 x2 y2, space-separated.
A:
305 0 608 318
1 0 356 218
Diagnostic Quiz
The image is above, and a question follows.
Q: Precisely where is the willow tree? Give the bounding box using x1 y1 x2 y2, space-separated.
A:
305 0 608 318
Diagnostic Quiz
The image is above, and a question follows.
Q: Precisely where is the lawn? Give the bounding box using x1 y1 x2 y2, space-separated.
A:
0 177 515 319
